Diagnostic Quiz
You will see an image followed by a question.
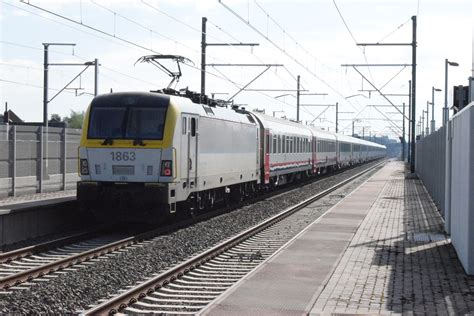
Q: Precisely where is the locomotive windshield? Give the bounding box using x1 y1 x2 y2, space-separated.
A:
87 93 169 140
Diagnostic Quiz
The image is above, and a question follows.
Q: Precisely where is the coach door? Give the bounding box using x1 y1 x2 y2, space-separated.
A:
312 137 317 173
181 114 199 189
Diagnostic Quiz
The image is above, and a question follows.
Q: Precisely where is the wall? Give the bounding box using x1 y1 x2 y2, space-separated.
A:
448 103 474 274
415 126 446 215
0 125 81 197
415 102 474 274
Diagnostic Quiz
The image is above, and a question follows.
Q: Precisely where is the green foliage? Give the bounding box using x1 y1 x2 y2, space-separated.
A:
63 110 85 129
50 114 62 122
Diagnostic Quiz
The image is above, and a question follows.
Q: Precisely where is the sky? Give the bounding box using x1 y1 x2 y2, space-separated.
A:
0 0 472 139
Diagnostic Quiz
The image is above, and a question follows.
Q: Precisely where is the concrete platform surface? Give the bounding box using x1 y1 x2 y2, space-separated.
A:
0 190 78 247
202 161 474 315
0 190 76 213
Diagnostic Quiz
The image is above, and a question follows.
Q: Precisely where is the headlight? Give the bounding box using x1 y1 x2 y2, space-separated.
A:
80 159 90 175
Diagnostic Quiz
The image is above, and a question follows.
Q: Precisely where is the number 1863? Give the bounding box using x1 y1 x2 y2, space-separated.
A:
110 151 136 161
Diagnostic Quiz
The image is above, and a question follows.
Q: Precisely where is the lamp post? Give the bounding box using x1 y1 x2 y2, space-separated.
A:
444 59 459 126
426 102 430 136
420 114 425 137
431 87 442 133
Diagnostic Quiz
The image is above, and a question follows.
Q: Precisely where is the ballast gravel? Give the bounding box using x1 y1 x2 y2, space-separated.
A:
0 161 382 314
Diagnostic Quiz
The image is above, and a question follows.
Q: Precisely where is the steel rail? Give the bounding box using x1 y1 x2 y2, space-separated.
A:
84 160 385 315
0 229 105 264
0 233 138 290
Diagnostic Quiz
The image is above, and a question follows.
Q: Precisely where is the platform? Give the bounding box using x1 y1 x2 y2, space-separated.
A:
0 190 76 211
0 190 78 247
202 161 474 315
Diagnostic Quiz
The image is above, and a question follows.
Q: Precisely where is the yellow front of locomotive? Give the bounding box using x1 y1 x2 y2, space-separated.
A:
77 92 179 217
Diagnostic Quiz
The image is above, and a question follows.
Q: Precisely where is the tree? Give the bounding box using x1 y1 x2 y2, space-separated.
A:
50 114 62 122
63 110 85 129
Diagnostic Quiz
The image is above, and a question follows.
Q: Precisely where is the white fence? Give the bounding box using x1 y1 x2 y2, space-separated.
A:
415 126 446 215
415 102 474 274
0 125 81 197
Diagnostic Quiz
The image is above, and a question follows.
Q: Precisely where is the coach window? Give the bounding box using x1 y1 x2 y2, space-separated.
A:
191 118 196 137
278 135 281 153
273 136 277 154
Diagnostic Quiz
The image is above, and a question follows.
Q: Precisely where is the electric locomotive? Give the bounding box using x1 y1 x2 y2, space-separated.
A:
77 91 261 220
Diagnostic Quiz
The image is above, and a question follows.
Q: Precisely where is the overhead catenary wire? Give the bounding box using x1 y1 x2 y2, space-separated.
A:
332 0 411 136
17 0 317 118
206 18 301 94
7 0 323 122
332 0 376 86
16 1 242 85
20 0 161 55
0 77 82 95
376 17 411 44
90 0 201 56
1 39 158 88
139 0 300 93
218 0 362 115
11 0 394 133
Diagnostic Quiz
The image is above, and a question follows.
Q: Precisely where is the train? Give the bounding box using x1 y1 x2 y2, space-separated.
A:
77 91 385 221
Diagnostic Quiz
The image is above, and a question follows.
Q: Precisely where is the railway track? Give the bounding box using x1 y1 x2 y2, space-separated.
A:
0 228 142 293
0 160 382 295
83 160 384 315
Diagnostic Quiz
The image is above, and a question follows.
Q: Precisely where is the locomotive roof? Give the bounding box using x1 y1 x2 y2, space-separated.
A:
169 94 257 126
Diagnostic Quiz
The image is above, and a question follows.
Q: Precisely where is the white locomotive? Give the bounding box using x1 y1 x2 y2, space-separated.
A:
77 91 385 220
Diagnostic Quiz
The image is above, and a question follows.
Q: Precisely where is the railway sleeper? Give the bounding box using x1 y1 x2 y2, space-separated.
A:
147 291 216 300
157 287 224 296
173 279 235 287
195 264 250 272
125 306 196 315
183 274 241 281
141 296 212 305
206 260 257 268
164 283 227 292
191 268 247 276
131 301 206 310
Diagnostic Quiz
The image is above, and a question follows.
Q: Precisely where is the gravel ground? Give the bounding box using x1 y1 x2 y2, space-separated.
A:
0 161 383 314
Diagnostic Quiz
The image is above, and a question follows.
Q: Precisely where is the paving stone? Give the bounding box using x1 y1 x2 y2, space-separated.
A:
310 161 474 315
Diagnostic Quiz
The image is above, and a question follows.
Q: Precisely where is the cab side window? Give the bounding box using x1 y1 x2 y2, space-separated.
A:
191 118 196 137
182 117 187 134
